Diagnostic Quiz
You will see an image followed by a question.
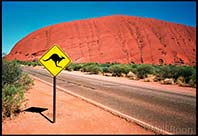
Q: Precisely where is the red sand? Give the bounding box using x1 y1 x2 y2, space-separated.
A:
2 78 153 134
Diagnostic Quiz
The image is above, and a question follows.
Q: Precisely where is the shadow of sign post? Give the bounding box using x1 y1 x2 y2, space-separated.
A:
24 107 53 123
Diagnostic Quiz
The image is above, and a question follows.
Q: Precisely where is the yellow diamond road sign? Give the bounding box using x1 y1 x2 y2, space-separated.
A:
39 44 71 77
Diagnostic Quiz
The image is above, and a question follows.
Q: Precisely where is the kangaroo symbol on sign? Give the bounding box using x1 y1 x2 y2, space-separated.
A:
43 53 65 68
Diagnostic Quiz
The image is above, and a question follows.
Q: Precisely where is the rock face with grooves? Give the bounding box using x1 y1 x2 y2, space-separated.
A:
5 15 196 65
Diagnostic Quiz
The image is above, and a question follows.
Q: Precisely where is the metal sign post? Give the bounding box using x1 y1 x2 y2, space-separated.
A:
53 76 56 123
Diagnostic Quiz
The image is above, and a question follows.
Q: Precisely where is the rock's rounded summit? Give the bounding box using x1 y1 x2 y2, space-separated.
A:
6 15 196 65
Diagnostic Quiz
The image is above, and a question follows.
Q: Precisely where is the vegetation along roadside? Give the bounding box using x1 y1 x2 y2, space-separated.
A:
66 62 196 88
14 60 196 88
2 59 34 121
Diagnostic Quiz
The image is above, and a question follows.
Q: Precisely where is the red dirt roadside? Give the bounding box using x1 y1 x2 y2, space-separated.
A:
2 78 153 134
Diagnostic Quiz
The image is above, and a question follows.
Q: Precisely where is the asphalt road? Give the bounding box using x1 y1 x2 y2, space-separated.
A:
22 66 196 134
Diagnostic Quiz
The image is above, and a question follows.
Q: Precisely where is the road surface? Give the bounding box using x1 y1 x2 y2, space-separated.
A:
22 66 196 134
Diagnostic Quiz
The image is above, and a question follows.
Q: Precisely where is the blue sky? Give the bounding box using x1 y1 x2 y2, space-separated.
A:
2 1 196 54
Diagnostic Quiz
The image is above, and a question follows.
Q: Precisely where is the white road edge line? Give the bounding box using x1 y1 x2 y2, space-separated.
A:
30 75 173 135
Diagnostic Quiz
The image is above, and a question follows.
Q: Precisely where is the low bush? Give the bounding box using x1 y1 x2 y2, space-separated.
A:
158 65 196 87
88 65 101 74
100 63 112 73
2 60 22 85
177 66 195 83
2 59 34 121
129 64 139 70
81 63 101 74
16 73 34 90
108 64 131 76
135 64 155 79
66 63 84 71
188 69 196 87
101 66 109 73
2 84 25 119
158 65 179 80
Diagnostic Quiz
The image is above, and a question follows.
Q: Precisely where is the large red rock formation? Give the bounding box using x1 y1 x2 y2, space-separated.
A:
5 15 196 65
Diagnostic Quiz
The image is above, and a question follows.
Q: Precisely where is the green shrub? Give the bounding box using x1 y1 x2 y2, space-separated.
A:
177 66 195 83
108 64 131 76
73 64 83 71
101 66 110 73
16 73 34 90
158 65 196 84
129 64 139 69
188 69 196 87
158 65 179 80
2 59 34 121
2 84 25 120
100 63 113 73
136 64 155 79
66 63 83 71
81 63 101 74
81 63 97 72
128 64 139 73
2 60 22 85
